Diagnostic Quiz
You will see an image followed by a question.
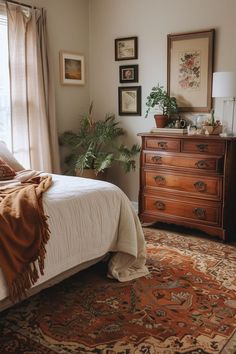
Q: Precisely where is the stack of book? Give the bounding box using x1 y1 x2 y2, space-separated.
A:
150 127 187 134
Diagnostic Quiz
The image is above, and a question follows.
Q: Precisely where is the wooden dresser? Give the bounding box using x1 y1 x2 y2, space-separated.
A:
138 133 236 242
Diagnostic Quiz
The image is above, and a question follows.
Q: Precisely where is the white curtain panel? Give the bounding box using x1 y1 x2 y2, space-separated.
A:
0 3 11 148
6 2 60 173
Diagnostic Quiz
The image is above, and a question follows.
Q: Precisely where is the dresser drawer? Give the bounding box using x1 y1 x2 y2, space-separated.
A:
143 152 223 173
144 170 222 200
181 139 225 155
143 194 221 226
144 137 180 152
138 133 236 241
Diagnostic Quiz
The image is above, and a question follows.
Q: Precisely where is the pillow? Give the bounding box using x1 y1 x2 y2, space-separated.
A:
0 157 16 180
0 141 24 171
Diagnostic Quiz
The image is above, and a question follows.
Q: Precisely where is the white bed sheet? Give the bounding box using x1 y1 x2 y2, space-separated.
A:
0 174 148 303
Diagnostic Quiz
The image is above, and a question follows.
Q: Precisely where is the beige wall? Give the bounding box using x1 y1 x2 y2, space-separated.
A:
89 0 236 202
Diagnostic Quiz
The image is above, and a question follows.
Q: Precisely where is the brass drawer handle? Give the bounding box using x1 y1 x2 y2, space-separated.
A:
151 155 162 164
196 143 208 152
194 181 207 192
193 207 206 219
154 201 166 210
154 175 166 185
195 160 209 169
158 141 167 150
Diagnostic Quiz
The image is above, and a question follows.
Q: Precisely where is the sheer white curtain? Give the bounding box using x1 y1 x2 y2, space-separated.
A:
0 3 11 148
6 1 60 173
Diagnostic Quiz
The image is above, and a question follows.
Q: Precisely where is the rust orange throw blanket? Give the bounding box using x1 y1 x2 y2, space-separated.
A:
0 175 52 302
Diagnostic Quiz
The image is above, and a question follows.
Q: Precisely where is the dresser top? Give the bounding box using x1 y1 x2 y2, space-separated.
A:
137 132 236 141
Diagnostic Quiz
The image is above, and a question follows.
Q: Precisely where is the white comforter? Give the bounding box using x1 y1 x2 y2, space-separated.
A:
0 173 148 302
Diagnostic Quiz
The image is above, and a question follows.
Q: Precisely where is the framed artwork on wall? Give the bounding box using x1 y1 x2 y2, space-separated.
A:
60 51 85 85
118 86 141 116
119 64 139 83
167 29 214 112
115 36 138 61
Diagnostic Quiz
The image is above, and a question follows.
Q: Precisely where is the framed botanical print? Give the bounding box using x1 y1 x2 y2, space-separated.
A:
60 51 85 85
118 86 141 116
167 29 214 112
115 37 138 61
119 64 138 83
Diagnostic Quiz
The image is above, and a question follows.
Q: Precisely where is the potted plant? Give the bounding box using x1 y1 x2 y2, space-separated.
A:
203 109 222 135
59 107 140 179
145 84 178 127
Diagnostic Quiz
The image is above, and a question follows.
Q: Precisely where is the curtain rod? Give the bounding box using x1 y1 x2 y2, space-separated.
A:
2 0 42 10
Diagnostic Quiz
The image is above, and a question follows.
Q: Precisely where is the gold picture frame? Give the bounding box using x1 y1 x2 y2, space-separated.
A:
167 29 214 112
60 51 85 85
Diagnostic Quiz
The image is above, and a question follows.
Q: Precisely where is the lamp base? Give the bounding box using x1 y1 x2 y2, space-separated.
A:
220 132 235 137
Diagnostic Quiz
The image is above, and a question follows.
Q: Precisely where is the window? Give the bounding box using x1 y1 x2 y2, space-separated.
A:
0 9 11 149
0 3 59 172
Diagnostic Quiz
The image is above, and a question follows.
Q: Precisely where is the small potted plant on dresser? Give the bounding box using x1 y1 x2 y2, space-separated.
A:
203 109 223 135
145 84 178 127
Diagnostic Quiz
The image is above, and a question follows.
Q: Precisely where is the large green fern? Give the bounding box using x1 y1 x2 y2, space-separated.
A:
59 112 140 175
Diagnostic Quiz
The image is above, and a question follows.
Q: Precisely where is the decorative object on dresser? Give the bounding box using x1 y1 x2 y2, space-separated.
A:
212 71 236 136
202 109 222 135
145 84 178 127
167 29 214 112
138 132 236 242
150 127 187 134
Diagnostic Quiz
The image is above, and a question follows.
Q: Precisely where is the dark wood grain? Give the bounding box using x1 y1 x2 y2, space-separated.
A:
138 133 236 242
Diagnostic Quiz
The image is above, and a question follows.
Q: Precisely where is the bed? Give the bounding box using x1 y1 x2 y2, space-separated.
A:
0 146 149 312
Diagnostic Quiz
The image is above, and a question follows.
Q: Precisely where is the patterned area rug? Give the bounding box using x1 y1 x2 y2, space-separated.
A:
0 227 236 354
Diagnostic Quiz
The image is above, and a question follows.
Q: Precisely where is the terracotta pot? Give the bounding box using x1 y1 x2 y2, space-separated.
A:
154 114 169 128
76 168 107 180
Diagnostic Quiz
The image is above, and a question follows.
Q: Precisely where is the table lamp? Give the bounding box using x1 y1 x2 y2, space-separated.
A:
212 71 236 136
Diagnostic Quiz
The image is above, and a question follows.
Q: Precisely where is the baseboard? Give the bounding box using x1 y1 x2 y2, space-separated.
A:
131 201 138 214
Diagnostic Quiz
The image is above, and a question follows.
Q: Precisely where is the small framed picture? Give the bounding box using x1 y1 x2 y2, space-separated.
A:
115 36 138 61
118 86 141 116
60 51 85 85
119 64 138 83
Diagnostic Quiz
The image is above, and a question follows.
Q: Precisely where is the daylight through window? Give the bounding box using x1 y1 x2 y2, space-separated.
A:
0 10 11 149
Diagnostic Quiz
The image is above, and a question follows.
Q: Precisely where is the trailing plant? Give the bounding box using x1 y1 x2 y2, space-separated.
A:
59 108 140 175
145 84 178 118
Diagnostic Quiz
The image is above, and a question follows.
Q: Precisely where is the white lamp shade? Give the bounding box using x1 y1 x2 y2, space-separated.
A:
212 72 236 98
